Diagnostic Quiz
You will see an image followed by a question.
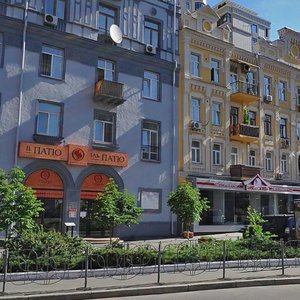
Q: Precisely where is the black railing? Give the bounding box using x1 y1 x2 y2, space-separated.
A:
230 81 258 96
231 124 259 138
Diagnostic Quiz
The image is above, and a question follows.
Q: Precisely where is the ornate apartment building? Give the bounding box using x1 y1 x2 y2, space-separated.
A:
0 0 179 238
179 0 300 233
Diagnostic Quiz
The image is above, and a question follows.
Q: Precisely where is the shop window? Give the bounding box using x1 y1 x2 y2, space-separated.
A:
261 195 270 215
139 188 161 212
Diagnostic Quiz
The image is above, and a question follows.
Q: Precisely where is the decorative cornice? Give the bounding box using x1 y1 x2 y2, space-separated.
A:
190 38 226 55
191 83 207 94
211 88 226 98
231 52 257 66
264 63 291 77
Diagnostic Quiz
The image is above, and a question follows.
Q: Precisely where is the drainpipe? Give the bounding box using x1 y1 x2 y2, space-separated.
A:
170 0 178 236
14 0 29 167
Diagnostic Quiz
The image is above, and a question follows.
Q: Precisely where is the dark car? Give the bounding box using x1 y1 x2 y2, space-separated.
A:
262 215 295 240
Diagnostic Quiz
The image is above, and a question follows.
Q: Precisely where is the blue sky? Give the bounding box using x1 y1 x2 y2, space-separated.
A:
208 0 300 40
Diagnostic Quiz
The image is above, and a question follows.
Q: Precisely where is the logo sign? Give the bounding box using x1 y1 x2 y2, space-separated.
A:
68 145 88 166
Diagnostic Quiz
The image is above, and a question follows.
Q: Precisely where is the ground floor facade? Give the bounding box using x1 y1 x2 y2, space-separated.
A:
191 175 300 234
18 141 176 239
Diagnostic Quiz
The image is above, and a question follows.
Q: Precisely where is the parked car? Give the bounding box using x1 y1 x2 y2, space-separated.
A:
262 214 295 240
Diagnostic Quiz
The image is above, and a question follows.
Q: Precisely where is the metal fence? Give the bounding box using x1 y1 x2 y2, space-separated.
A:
1 239 300 294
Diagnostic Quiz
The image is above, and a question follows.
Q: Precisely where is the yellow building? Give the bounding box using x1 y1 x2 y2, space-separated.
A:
179 0 300 233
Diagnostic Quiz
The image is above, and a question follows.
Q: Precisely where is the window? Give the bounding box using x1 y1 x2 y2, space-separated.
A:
74 0 81 21
297 87 300 106
29 0 37 9
265 152 273 171
0 32 3 67
265 28 269 38
36 101 62 137
93 111 115 145
281 154 288 173
85 0 92 24
144 20 159 48
191 98 201 122
185 0 191 10
297 122 300 140
45 0 65 19
249 111 256 126
230 73 238 92
99 5 116 34
213 144 221 165
139 189 161 212
252 24 258 34
231 147 238 165
192 140 201 163
143 71 159 100
211 59 220 83
212 102 221 126
40 45 64 79
97 59 115 81
279 81 287 101
190 53 201 77
142 121 160 161
230 107 238 125
249 150 256 166
280 118 287 138
264 76 271 96
264 114 272 136
195 1 205 10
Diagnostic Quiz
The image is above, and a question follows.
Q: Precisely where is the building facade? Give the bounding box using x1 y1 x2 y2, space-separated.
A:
0 0 179 239
179 0 300 233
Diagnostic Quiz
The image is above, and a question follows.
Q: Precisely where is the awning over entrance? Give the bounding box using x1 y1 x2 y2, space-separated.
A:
194 174 300 195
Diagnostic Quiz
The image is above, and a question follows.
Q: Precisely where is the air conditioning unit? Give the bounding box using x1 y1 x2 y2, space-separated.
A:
241 64 250 73
44 14 58 26
264 95 273 102
276 173 283 180
145 44 156 55
191 121 201 130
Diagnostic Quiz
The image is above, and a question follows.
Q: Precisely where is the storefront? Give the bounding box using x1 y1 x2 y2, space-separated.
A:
192 174 300 233
20 141 127 237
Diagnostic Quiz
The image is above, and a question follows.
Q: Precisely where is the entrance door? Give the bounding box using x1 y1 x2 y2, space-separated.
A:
38 198 63 231
79 173 110 237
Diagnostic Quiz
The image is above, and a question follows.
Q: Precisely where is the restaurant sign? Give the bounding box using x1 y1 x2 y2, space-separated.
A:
19 142 128 167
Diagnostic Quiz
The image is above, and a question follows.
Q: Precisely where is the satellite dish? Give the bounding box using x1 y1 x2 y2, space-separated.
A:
110 24 123 44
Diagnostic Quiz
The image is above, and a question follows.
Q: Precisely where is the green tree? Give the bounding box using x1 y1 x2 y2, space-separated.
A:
244 206 273 240
243 106 251 125
0 167 44 238
168 181 210 232
93 178 143 241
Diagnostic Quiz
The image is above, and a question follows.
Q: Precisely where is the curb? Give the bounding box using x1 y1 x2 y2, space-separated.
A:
2 276 300 300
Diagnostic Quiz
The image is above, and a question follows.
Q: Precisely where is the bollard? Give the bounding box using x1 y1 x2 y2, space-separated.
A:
2 248 9 294
222 240 226 279
84 246 89 289
157 242 162 284
280 239 285 275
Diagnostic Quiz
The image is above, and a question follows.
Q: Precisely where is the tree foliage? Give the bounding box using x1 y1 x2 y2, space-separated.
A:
93 179 143 238
168 181 210 232
244 206 273 240
0 167 44 237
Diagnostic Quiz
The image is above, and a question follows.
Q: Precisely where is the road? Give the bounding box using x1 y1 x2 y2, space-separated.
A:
97 284 300 300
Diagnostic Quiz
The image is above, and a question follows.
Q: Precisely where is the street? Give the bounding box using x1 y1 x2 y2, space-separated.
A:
100 285 300 300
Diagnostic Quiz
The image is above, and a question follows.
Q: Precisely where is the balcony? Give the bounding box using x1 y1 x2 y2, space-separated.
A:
230 164 261 179
93 80 125 106
230 81 259 104
230 124 259 143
